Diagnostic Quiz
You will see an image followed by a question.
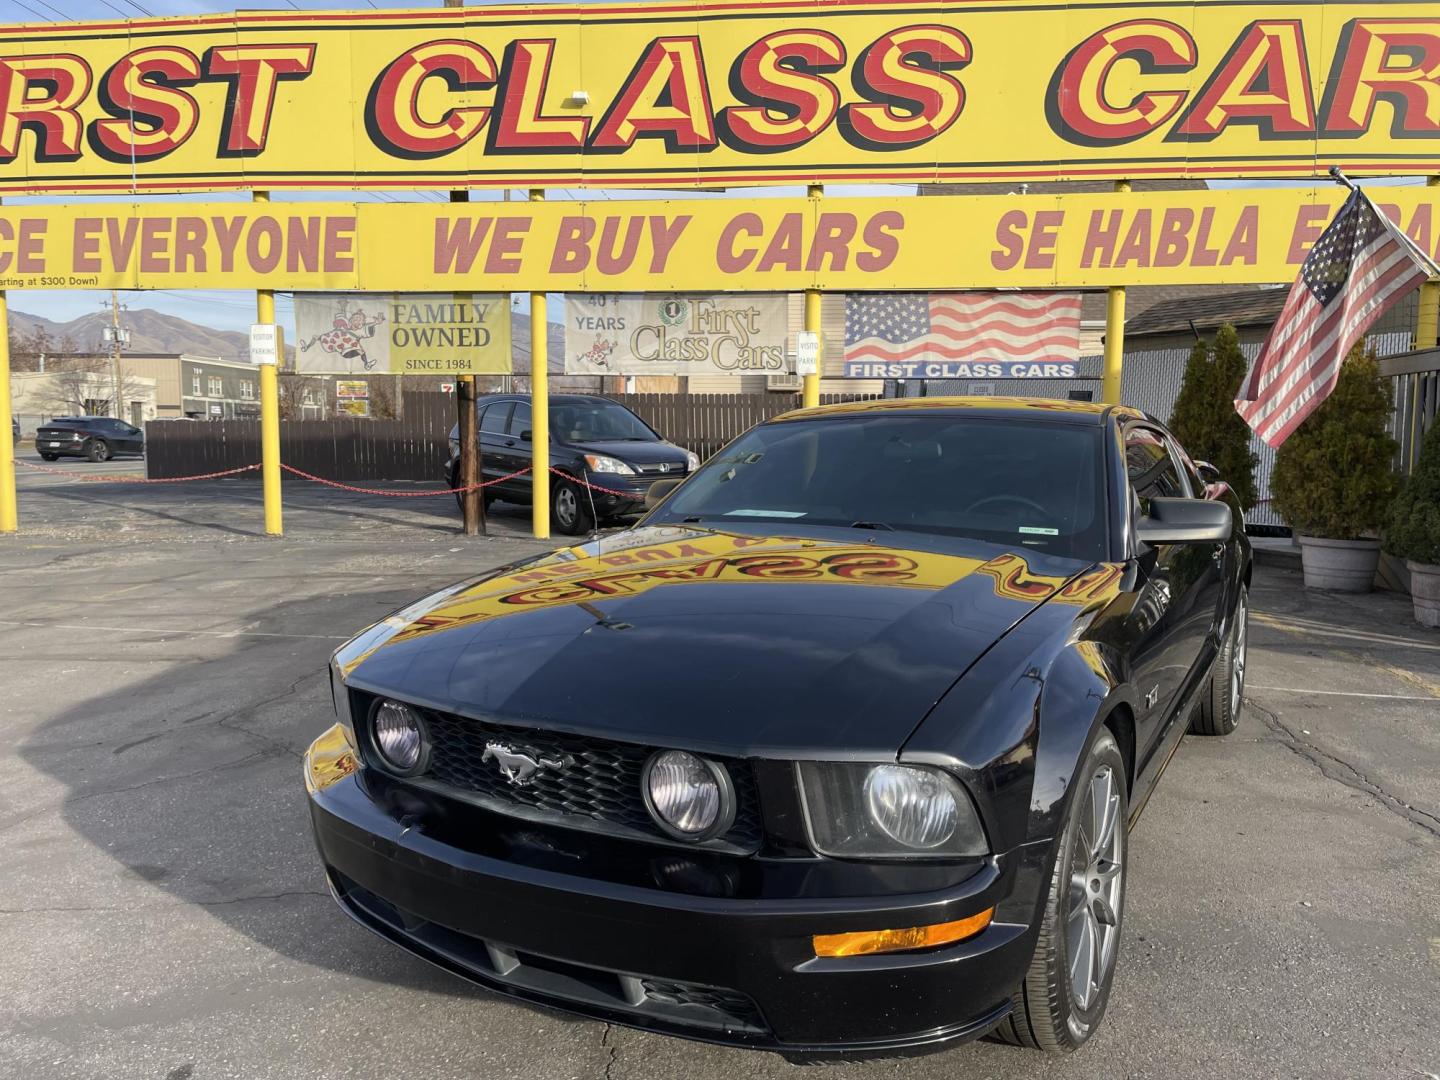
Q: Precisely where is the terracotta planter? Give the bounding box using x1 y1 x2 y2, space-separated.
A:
1408 561 1440 628
1296 535 1381 592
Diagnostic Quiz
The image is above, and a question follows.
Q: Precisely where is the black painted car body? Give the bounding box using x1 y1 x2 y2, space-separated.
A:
308 398 1251 1059
35 416 145 461
445 393 694 534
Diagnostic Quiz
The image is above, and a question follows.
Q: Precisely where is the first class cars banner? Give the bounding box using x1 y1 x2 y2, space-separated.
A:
1 187 1438 292
565 294 788 375
0 1 1436 195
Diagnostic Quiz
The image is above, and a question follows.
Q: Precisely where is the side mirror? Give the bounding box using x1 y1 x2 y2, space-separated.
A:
518 429 532 441
1136 496 1231 546
644 476 683 510
1194 459 1221 484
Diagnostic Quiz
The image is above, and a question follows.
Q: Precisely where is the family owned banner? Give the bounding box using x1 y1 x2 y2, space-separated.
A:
294 293 510 375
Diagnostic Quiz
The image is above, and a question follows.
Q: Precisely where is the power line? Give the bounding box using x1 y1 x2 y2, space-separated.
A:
30 0 70 19
7 0 54 21
121 0 153 15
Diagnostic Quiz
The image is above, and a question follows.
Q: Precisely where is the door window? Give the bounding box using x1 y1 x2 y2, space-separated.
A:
508 402 532 438
1124 426 1186 514
480 402 511 434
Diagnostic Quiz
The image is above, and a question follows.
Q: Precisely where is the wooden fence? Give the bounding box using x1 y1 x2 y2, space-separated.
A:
145 391 880 481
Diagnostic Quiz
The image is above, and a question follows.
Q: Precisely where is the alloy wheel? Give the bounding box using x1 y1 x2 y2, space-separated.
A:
1230 594 1248 716
555 486 578 529
1066 763 1124 1012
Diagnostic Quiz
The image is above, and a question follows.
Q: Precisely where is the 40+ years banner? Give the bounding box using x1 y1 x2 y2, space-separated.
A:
565 294 788 376
0 2 1434 195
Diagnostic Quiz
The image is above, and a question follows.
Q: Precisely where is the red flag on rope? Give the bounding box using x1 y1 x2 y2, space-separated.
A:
1235 188 1439 448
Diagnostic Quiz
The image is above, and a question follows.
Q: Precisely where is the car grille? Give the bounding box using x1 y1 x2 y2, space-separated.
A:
639 979 766 1030
394 706 763 851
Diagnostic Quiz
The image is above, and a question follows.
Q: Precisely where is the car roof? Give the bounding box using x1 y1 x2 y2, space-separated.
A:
772 396 1146 426
476 393 613 406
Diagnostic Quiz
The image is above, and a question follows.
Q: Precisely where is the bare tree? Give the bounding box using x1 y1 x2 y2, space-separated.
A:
43 354 149 417
277 372 331 420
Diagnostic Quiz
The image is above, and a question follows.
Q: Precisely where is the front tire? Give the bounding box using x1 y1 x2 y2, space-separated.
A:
40 452 59 461
996 728 1127 1052
85 439 111 463
552 477 593 536
1190 584 1247 736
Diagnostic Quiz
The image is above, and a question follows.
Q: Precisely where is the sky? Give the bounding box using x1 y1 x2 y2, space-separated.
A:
0 0 1429 339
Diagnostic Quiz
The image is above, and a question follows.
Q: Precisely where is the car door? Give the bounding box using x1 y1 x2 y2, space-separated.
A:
500 400 533 499
1123 423 1205 761
1163 434 1229 704
477 401 512 489
119 421 144 454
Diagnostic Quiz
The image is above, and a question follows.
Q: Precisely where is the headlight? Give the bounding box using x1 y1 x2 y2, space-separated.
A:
642 750 735 841
369 699 428 775
684 449 700 471
583 453 635 475
797 762 987 859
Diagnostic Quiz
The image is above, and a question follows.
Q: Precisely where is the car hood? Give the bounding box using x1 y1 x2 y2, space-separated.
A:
337 526 1111 757
571 438 687 465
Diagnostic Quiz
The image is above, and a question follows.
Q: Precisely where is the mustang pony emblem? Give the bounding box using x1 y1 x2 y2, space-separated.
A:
482 743 568 786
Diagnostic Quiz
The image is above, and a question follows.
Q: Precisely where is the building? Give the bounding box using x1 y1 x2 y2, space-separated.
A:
118 354 263 420
10 370 158 435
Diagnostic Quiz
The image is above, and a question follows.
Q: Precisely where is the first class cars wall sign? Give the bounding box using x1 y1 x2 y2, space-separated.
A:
0 1 1435 195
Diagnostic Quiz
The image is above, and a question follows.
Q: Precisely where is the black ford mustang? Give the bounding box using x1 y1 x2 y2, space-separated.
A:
306 398 1250 1059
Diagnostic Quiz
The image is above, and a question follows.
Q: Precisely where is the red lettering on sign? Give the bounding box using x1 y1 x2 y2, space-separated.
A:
839 25 969 150
1171 21 1316 140
91 46 202 162
718 29 845 151
366 40 495 159
1320 19 1440 137
1049 20 1196 145
0 53 91 162
590 37 717 151
202 44 314 156
490 39 590 152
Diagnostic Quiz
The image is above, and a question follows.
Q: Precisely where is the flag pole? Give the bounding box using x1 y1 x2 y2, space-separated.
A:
1327 165 1357 192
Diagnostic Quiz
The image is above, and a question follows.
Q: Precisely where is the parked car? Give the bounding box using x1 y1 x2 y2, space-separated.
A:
35 416 145 462
308 398 1250 1060
446 394 698 535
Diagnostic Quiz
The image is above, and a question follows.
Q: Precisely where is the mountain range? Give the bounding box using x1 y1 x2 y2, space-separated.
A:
7 305 565 370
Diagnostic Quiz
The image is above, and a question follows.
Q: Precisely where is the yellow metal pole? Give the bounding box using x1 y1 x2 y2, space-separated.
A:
254 190 283 537
0 274 15 534
530 188 550 540
1100 180 1131 404
803 183 823 409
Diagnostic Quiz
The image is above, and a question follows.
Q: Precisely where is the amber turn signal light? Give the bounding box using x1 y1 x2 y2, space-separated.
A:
812 907 995 958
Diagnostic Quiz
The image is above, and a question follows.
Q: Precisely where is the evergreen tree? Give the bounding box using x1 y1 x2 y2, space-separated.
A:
1385 414 1440 566
1166 323 1259 509
1270 343 1397 539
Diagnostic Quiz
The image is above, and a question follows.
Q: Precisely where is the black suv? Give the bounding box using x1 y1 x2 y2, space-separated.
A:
447 394 695 535
36 416 145 462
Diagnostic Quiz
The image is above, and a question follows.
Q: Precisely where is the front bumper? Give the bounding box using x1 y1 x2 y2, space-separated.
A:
306 727 1043 1057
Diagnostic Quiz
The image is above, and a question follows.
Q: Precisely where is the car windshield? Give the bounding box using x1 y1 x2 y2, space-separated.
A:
651 414 1107 560
550 402 657 442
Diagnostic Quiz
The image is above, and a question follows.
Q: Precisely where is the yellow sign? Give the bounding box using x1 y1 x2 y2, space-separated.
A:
0 2 1435 195
0 187 1437 292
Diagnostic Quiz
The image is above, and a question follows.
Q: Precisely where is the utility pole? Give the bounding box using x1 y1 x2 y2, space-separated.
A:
445 0 485 536
102 291 128 419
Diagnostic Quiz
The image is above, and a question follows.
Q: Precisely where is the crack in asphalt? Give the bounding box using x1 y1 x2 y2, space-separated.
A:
600 1022 619 1080
0 889 330 917
1247 697 1440 840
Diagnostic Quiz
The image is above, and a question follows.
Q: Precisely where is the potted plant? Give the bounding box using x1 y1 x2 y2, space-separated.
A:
1385 417 1440 626
1270 344 1398 592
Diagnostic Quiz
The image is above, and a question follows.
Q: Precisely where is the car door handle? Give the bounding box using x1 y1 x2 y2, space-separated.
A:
505 439 516 447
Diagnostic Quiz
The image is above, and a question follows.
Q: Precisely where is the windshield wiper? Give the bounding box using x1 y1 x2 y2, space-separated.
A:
849 520 895 531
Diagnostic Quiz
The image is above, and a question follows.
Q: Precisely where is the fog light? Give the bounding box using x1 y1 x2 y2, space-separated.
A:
642 750 734 841
371 699 427 774
812 908 995 958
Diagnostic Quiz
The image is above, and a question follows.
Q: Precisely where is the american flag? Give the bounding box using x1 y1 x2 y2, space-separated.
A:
1236 189 1439 448
844 292 1081 364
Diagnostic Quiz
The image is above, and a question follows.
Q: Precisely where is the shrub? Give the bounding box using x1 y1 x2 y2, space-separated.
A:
1168 323 1259 509
1270 344 1398 539
1385 417 1440 565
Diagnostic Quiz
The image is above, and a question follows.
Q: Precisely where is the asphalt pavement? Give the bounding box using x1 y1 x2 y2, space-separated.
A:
1 462 1437 1080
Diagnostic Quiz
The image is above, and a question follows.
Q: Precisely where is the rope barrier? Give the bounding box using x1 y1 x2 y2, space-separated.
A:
16 459 262 483
13 457 658 503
